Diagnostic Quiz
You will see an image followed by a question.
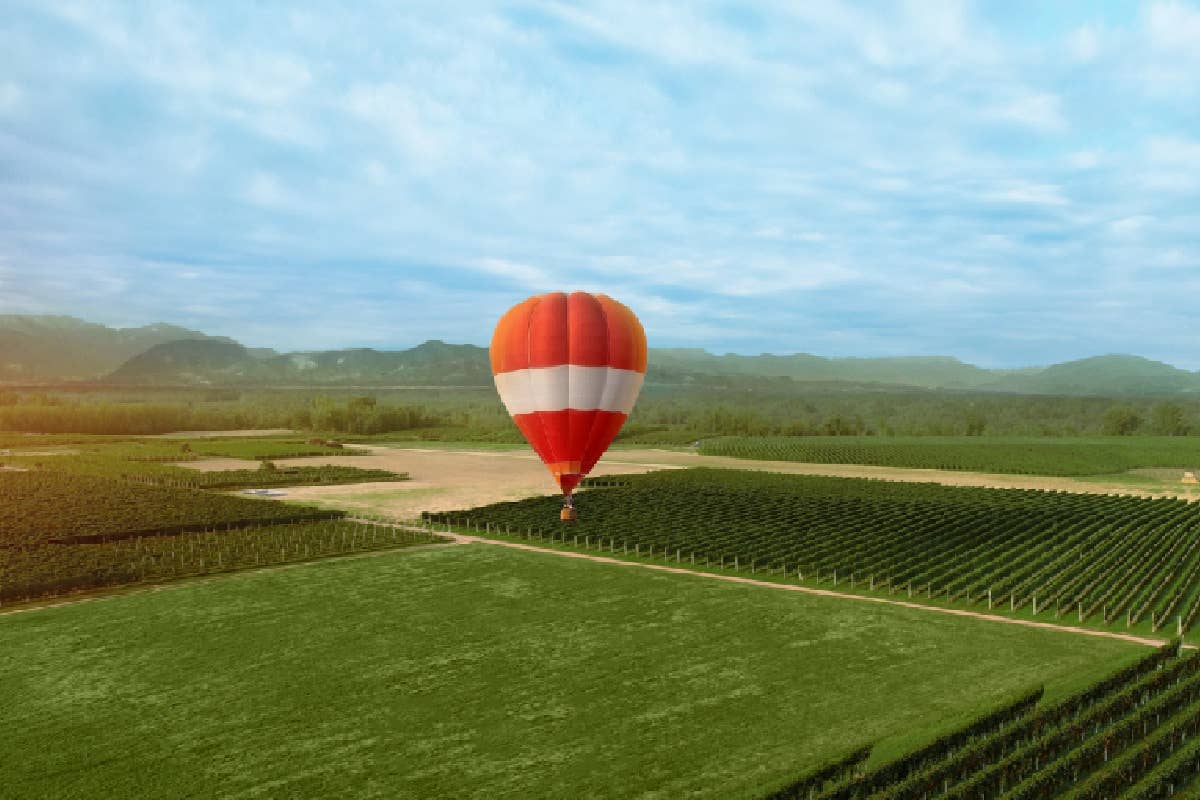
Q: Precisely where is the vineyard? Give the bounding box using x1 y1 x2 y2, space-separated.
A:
0 471 442 603
699 436 1200 476
429 469 1200 634
771 641 1200 799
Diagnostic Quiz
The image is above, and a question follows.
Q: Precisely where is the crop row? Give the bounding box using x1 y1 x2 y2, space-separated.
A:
431 469 1200 633
773 642 1200 800
1 517 444 603
0 471 343 546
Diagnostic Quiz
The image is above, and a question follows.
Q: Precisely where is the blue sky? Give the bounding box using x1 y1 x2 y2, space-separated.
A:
1 1 1198 367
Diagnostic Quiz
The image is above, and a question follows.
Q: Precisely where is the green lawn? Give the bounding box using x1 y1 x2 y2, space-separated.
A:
0 544 1146 799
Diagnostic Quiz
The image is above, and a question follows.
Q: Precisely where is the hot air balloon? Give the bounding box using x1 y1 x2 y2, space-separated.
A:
491 292 647 521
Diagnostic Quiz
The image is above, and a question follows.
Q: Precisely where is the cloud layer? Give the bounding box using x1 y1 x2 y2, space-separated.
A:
2 1 1198 366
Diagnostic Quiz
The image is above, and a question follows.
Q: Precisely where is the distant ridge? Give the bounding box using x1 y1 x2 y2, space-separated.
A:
106 338 492 386
2 315 1197 395
0 315 242 380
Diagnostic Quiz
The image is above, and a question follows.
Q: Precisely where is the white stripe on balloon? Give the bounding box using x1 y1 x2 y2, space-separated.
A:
494 366 644 416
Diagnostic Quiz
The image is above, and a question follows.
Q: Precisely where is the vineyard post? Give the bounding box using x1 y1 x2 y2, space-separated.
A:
908 581 912 598
1179 615 1184 636
988 588 992 609
676 549 681 564
1032 595 1037 615
735 556 739 571
832 568 837 586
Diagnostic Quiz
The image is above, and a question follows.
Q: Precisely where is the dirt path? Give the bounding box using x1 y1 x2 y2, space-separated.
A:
443 532 1176 648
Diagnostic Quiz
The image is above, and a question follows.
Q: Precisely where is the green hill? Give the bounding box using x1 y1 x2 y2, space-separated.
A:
106 338 492 386
0 315 232 380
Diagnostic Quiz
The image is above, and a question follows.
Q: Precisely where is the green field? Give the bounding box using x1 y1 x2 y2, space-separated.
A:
0 544 1144 800
699 436 1200 476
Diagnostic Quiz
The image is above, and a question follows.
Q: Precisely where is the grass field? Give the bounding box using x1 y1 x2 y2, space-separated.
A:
700 436 1200 476
0 543 1146 799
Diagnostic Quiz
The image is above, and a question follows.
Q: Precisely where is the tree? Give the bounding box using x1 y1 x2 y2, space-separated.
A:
1150 403 1190 436
1102 405 1143 436
964 411 987 436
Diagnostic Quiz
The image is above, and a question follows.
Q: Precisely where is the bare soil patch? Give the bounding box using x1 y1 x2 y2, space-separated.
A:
270 445 680 519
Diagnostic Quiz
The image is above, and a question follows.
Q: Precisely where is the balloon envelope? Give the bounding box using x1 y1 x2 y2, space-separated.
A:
491 291 647 495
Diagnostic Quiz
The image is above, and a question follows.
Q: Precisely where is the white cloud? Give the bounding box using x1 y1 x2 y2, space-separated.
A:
241 172 301 211
1067 150 1103 169
1066 25 1101 62
752 227 826 243
0 82 23 115
537 1 752 68
1145 1 1200 54
1147 135 1200 163
1109 215 1153 236
982 182 1068 206
983 91 1066 131
470 258 555 288
343 82 452 163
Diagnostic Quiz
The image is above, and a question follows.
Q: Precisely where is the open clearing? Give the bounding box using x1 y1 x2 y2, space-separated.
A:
0 544 1144 800
182 445 684 519
170 444 1200 521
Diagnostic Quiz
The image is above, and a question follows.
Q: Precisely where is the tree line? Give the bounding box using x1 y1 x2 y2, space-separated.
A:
0 386 1197 438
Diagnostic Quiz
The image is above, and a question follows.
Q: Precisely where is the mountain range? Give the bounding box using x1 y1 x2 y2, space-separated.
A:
2 314 1198 396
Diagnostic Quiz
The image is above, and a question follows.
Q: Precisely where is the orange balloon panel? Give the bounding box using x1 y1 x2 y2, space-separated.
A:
491 292 647 494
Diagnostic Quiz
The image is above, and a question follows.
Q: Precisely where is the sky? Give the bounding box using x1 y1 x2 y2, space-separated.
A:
1 1 1198 368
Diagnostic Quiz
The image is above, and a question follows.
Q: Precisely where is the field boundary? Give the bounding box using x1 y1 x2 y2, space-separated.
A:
445 531 1177 648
